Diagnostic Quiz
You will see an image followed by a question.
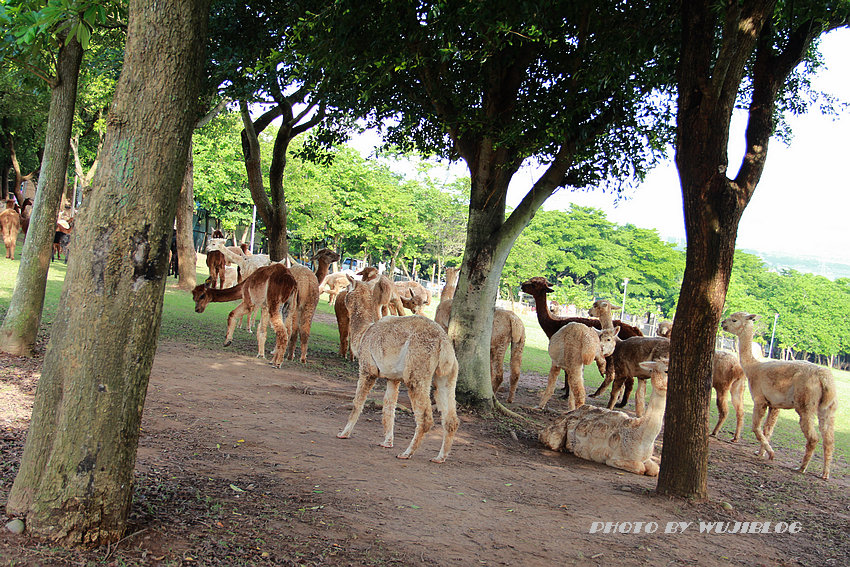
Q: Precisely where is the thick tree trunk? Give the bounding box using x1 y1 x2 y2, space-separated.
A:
5 0 209 544
0 35 83 356
176 145 198 289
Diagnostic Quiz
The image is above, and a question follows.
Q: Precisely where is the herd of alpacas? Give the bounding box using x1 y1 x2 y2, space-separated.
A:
188 241 837 479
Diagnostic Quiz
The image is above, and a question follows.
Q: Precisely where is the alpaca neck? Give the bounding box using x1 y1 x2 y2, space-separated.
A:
735 325 758 369
597 310 614 329
440 284 457 302
315 260 333 286
634 391 666 436
530 292 557 327
209 282 244 302
216 244 246 269
348 305 377 356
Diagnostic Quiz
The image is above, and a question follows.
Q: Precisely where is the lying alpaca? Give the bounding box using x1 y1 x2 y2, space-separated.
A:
435 299 526 403
338 276 459 463
722 312 836 479
191 264 298 367
539 360 668 476
539 322 620 410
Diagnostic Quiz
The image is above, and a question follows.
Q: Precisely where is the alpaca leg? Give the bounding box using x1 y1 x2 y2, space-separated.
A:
431 377 460 463
591 360 614 398
507 341 522 404
607 377 625 410
338 372 377 439
711 385 730 438
751 402 775 460
269 307 289 368
256 309 270 359
730 379 745 442
490 345 507 394
762 407 781 448
224 301 251 347
560 369 570 399
566 366 586 411
607 458 651 476
796 409 819 475
296 301 316 363
819 404 835 480
380 380 401 448
537 365 562 409
398 380 434 460
615 377 634 409
634 379 647 416
285 310 300 361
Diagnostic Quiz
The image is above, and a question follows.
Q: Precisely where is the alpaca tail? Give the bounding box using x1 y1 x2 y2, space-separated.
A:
279 287 298 321
818 369 837 420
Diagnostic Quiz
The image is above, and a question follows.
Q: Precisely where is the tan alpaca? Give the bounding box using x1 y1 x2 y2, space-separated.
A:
539 322 620 410
0 199 22 259
435 298 526 403
358 266 405 318
440 267 460 302
588 298 621 328
310 248 340 287
711 350 747 442
333 266 383 359
208 238 271 331
337 276 460 463
322 271 352 304
721 312 836 479
284 264 320 363
539 360 668 476
391 280 431 315
192 264 298 367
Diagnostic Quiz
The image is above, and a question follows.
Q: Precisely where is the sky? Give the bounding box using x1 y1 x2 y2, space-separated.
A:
352 28 850 265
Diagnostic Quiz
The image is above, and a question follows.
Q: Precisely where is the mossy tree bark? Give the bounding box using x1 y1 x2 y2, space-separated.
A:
5 0 210 544
0 34 82 356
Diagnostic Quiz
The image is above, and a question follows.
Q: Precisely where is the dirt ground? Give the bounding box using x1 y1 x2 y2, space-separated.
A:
1 314 848 566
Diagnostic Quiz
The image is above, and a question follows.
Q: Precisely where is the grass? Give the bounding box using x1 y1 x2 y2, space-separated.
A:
1 238 847 472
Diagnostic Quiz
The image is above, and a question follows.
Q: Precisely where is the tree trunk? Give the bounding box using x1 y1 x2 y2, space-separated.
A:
176 144 198 290
0 35 83 356
5 0 209 544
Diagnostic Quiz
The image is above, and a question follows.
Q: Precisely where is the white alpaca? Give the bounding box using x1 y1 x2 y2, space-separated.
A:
539 360 668 476
721 312 836 479
337 277 460 463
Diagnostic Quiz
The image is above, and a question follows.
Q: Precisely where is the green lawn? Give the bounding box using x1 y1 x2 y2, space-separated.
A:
1 244 847 472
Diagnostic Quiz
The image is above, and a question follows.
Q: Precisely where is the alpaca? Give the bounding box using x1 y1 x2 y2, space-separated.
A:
310 247 340 287
721 312 836 479
52 218 74 263
657 320 673 338
0 199 22 259
337 276 460 463
358 266 405 318
391 280 431 315
205 230 228 289
321 272 352 304
601 336 671 416
539 360 668 476
521 277 642 398
435 299 526 403
192 264 298 367
207 238 271 330
711 350 747 442
538 322 620 410
284 263 320 363
333 266 381 359
440 267 460 302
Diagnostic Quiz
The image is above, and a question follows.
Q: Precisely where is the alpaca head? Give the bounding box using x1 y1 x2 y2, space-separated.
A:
639 359 669 393
358 266 380 281
589 299 621 319
212 229 225 239
444 267 460 286
310 248 340 264
595 326 620 357
207 237 227 253
191 283 214 313
657 320 673 338
520 276 554 296
721 312 759 336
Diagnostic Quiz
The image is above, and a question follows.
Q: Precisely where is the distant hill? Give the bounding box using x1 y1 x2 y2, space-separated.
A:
742 250 850 280
663 237 850 280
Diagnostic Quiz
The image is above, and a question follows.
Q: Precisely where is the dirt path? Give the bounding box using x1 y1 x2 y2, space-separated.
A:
2 340 849 566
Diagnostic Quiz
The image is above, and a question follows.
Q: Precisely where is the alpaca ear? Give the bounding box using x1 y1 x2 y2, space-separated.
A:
612 325 620 337
610 303 622 310
748 314 760 322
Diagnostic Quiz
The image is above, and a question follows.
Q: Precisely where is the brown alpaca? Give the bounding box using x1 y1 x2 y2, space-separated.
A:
722 312 836 479
0 199 22 259
520 277 642 339
310 248 340 286
337 276 459 463
284 264 320 363
391 280 431 315
521 277 642 399
191 264 299 367
205 230 228 289
602 336 671 416
52 218 74 262
539 322 620 410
